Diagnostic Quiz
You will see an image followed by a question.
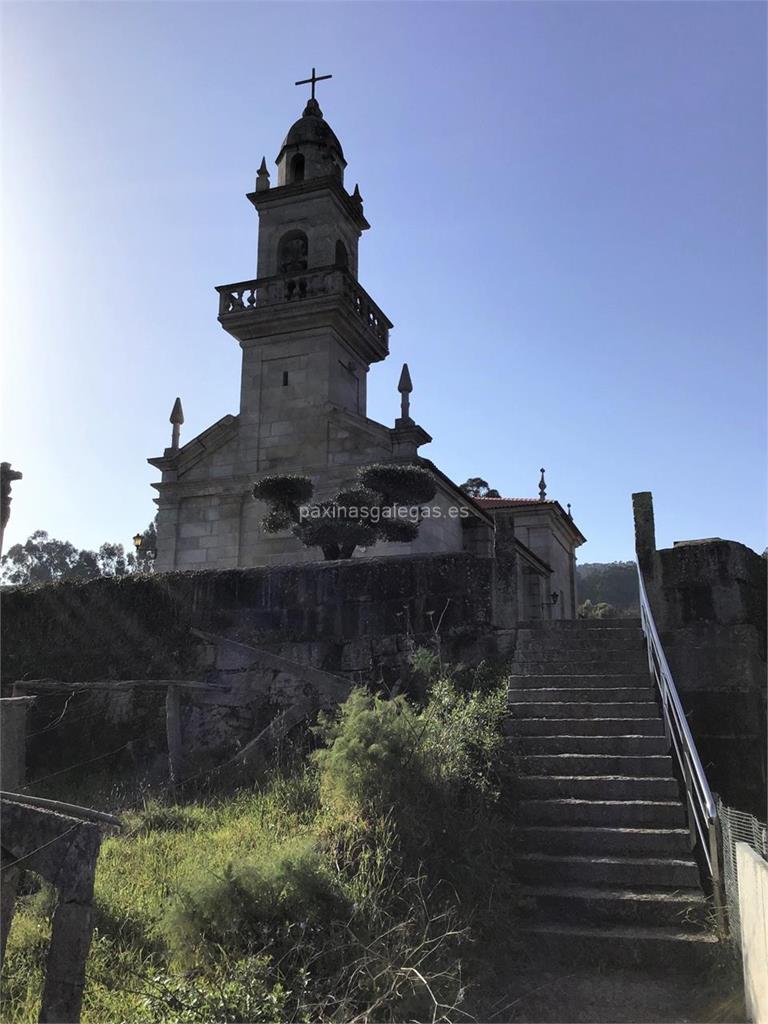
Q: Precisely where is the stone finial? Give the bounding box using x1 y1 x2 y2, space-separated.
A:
303 97 323 118
398 363 413 423
170 397 184 451
538 468 547 501
352 183 363 207
567 502 572 519
255 157 270 192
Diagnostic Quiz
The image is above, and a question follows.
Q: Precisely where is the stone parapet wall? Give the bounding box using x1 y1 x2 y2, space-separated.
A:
1 553 497 687
631 493 767 816
1 554 504 786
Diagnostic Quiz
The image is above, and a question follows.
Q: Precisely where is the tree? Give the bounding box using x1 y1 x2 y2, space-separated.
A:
130 520 158 573
577 598 618 620
576 562 639 613
253 463 437 561
459 478 500 499
0 518 159 585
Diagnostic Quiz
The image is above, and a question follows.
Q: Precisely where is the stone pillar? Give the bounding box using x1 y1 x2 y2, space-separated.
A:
490 510 518 628
632 491 664 628
0 696 35 791
632 491 657 579
0 852 20 968
39 826 102 1024
154 500 179 573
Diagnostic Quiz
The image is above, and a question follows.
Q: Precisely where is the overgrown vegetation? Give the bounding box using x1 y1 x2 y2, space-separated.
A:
1 656 512 1023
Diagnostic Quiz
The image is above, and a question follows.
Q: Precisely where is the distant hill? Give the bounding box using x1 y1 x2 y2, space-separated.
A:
576 561 639 614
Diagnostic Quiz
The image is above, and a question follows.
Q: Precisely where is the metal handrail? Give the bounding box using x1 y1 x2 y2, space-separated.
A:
636 566 723 915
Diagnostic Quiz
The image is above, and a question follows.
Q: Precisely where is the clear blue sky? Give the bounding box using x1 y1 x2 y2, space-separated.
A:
2 1 765 562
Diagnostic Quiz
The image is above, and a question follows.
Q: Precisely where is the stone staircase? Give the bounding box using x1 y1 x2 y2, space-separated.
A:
505 618 719 962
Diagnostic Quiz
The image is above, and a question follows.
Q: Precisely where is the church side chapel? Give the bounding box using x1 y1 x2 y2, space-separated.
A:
149 72 584 619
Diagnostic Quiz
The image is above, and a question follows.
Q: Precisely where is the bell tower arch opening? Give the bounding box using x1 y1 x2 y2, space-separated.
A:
289 153 305 183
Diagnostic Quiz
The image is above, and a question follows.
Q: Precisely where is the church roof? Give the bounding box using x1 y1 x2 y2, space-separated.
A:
279 98 345 162
475 496 587 544
474 497 550 508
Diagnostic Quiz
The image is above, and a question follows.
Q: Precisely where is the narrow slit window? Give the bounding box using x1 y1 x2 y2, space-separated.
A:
282 371 289 386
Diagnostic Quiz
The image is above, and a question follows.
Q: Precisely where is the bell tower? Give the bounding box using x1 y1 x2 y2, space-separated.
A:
215 73 392 476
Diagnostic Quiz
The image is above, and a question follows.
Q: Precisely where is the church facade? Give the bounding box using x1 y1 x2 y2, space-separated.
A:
149 91 584 619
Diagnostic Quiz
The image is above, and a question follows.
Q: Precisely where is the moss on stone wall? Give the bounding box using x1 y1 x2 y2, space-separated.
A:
1 554 495 687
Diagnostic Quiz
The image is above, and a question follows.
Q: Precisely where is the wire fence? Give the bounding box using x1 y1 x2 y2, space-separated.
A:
718 797 768 945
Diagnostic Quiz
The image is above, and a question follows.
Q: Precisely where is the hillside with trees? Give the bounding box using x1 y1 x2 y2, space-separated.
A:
577 561 639 617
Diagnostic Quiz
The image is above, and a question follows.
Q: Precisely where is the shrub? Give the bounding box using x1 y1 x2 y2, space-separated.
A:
312 689 425 816
358 464 437 505
378 519 419 543
252 464 438 559
420 678 506 795
132 954 288 1024
312 682 505 819
252 474 314 509
160 838 349 965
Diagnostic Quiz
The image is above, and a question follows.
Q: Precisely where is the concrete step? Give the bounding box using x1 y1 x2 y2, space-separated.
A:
514 824 691 857
508 717 665 737
518 753 675 777
516 884 710 930
507 701 660 720
516 637 646 654
508 686 653 703
516 921 720 970
511 734 670 755
508 673 653 689
514 639 646 655
518 619 641 630
517 775 680 800
517 798 687 827
510 659 649 676
513 852 701 888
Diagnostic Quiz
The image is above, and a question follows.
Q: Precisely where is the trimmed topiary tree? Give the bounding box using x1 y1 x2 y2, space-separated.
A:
252 464 437 561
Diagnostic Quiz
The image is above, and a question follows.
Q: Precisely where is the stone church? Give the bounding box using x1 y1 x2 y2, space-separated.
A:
149 86 585 618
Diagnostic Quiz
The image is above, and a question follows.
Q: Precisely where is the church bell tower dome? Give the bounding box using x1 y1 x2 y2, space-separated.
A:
276 98 347 186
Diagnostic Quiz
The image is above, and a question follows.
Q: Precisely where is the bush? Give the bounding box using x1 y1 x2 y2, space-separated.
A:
252 474 314 509
312 681 505 821
312 689 425 817
420 678 505 795
578 598 618 619
134 955 288 1024
252 464 438 559
358 464 437 505
161 839 349 965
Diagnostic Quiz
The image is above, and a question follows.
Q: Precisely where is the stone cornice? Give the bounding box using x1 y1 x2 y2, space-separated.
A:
246 177 369 231
148 415 239 477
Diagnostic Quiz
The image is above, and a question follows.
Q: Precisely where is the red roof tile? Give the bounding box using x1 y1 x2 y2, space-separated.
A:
473 497 552 508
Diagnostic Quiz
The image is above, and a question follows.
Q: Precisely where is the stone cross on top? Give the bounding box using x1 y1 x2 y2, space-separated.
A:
294 67 332 101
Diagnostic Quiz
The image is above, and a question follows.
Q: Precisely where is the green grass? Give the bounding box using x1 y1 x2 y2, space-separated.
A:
2 771 325 1023
2 677 510 1023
